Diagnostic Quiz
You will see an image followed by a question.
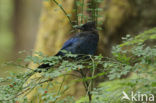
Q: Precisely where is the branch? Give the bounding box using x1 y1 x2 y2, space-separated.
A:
50 0 73 26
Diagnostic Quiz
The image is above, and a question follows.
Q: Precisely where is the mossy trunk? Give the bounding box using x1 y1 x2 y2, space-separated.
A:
27 0 156 101
98 0 156 56
26 0 85 102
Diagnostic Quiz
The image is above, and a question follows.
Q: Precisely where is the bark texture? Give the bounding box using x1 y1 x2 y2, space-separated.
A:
27 1 85 101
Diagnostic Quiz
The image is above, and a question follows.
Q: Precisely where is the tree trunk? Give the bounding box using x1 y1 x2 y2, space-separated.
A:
27 0 86 101
98 0 156 56
13 0 42 57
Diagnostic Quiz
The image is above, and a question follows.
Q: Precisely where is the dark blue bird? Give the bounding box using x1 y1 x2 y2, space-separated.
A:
38 21 99 69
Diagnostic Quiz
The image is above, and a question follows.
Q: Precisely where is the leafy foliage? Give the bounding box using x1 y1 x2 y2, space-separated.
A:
77 28 156 103
0 28 156 103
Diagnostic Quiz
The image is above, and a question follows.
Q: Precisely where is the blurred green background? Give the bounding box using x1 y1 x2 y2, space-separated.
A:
0 0 42 77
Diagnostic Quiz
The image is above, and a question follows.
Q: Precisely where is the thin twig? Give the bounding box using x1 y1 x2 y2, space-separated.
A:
81 0 84 24
79 69 92 103
75 1 78 25
57 75 65 95
50 0 73 26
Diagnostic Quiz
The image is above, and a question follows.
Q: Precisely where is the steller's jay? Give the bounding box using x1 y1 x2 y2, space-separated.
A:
38 21 99 70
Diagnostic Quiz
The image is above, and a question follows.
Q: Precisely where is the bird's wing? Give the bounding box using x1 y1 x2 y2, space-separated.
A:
56 31 98 56
55 37 80 56
61 37 79 49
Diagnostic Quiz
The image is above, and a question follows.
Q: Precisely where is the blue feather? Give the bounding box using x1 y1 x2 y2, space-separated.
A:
61 38 79 49
38 21 99 69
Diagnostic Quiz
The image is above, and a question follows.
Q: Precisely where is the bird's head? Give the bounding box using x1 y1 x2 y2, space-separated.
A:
76 21 96 31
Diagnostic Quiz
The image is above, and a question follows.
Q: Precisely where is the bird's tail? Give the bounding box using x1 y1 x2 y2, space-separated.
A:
35 63 51 73
38 63 51 68
34 53 61 73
